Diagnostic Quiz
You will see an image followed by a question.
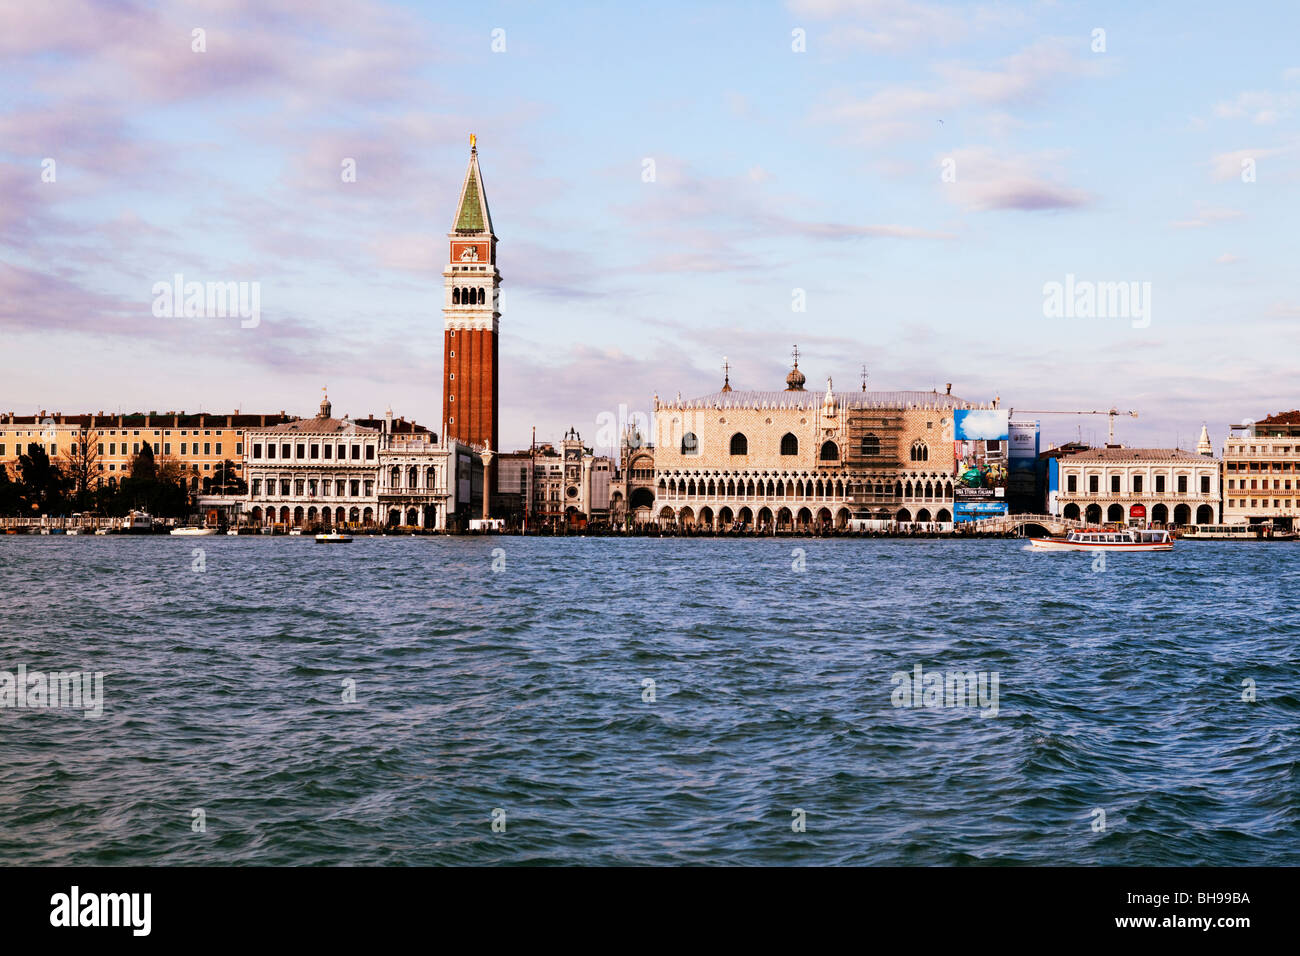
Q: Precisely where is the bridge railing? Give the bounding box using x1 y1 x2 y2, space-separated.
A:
963 513 1094 532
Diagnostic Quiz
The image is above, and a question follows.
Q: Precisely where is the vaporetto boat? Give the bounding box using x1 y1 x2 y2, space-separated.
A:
1181 523 1297 541
1029 528 1174 552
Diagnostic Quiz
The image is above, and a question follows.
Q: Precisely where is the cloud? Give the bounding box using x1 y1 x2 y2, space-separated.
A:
1170 203 1244 229
1209 146 1291 181
789 0 1017 53
1215 253 1242 265
818 38 1100 144
614 157 952 274
937 147 1089 211
1211 89 1300 125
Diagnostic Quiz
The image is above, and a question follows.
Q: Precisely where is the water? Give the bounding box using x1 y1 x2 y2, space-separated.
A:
0 536 1296 865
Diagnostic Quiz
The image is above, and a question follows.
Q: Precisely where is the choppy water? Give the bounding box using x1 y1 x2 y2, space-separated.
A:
0 536 1296 865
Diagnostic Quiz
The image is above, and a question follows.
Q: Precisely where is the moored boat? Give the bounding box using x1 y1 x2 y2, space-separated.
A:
126 511 154 534
1030 528 1174 552
170 527 218 536
314 532 352 543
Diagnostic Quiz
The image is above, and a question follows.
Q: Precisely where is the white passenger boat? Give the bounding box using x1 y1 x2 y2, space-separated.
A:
126 511 154 534
170 527 217 536
288 529 303 536
314 532 352 543
1030 528 1173 552
1182 523 1297 541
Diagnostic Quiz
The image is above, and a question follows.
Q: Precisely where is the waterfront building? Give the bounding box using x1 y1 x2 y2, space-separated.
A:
239 394 482 531
0 410 291 492
610 424 656 526
650 355 991 531
497 432 614 531
1222 410 1300 529
443 136 500 509
1051 445 1219 526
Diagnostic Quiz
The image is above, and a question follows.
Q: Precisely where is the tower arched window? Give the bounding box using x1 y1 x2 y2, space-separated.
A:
478 287 486 305
780 433 798 456
452 288 460 305
819 441 839 461
861 434 880 456
730 433 748 455
681 432 700 455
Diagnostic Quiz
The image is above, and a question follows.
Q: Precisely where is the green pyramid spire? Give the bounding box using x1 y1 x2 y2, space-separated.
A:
452 142 494 235
455 170 484 231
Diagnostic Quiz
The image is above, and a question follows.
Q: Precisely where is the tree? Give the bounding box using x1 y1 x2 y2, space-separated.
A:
115 447 190 518
130 443 157 481
0 463 20 516
17 443 72 515
211 459 247 495
60 426 101 511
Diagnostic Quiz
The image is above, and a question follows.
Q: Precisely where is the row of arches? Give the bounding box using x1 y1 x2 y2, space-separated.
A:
657 475 956 500
248 505 374 527
1062 502 1214 525
388 465 439 489
451 286 487 305
655 505 955 531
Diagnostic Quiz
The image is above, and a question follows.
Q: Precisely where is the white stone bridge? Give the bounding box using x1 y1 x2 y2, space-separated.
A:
964 513 1092 536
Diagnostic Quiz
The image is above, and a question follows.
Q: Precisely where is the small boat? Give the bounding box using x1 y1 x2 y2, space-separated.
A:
315 532 353 543
126 511 154 534
1031 528 1173 552
66 528 82 535
170 527 218 536
288 529 303 536
94 528 112 536
226 529 240 536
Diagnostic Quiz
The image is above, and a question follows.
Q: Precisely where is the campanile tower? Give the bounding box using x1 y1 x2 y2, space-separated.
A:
443 135 500 502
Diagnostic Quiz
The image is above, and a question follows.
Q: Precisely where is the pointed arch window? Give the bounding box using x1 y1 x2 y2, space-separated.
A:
681 432 700 455
730 433 748 455
780 433 798 456
819 440 839 461
860 434 880 456
910 440 929 462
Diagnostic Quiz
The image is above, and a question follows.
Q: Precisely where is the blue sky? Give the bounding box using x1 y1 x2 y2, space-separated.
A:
1 0 1297 454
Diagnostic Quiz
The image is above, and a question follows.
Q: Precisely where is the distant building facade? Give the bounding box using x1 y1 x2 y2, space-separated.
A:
495 430 614 531
650 356 993 531
0 410 292 492
1222 410 1300 529
1052 445 1219 527
239 394 481 531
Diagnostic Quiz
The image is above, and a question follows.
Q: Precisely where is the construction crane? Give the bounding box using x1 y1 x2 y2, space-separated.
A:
1007 408 1138 445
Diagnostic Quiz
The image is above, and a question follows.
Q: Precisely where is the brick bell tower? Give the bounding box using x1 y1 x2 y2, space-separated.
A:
443 134 500 509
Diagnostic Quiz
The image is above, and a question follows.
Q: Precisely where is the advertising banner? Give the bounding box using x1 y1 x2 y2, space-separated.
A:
953 409 1009 493
1008 420 1039 459
953 409 1010 441
954 500 1009 522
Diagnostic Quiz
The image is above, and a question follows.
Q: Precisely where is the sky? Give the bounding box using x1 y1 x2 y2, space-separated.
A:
2 0 1297 456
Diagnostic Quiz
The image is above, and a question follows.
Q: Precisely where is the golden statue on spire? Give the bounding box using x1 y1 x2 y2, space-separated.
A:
470 133 476 149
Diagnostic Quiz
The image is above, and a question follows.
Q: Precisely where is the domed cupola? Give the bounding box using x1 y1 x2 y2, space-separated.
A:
784 345 806 391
